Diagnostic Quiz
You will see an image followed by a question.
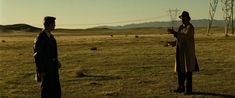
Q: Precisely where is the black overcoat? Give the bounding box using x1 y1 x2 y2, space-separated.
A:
175 23 199 73
33 31 61 98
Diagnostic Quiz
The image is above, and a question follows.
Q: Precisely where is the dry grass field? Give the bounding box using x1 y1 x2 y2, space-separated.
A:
0 27 235 98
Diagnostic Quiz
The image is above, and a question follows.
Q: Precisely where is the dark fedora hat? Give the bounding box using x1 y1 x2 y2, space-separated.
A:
179 11 191 20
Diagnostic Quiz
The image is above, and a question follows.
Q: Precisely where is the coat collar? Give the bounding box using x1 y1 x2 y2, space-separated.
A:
42 30 52 38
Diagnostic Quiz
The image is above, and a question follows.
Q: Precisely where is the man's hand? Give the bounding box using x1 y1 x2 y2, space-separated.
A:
168 41 176 47
164 41 176 47
38 72 45 81
167 28 176 34
35 72 45 82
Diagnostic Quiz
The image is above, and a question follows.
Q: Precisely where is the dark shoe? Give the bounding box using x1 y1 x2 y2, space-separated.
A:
173 88 185 93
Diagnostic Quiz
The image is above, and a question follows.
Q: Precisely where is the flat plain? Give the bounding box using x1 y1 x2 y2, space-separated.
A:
0 27 235 98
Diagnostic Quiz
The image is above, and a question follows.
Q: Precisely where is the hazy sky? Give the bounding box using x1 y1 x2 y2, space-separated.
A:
0 0 225 29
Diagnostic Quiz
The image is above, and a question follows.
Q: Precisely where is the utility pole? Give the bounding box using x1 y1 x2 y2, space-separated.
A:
207 0 219 35
168 8 180 30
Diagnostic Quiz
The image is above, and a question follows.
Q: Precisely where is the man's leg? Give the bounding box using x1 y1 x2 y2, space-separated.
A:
54 79 61 98
185 72 192 94
174 71 185 93
41 79 52 98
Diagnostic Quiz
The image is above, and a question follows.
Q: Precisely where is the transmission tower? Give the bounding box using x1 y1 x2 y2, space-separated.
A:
207 0 219 35
221 0 234 36
207 0 234 36
168 8 180 29
231 0 234 35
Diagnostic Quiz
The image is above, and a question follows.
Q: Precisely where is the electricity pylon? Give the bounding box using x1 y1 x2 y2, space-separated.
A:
207 0 234 36
207 0 219 35
231 0 234 35
168 8 180 29
221 0 233 36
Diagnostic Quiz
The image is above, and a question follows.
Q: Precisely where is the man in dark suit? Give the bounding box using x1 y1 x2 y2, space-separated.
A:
33 16 61 98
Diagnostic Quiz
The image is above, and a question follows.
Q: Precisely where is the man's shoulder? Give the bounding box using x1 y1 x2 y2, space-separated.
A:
187 23 194 30
34 31 47 42
178 24 184 30
37 31 47 38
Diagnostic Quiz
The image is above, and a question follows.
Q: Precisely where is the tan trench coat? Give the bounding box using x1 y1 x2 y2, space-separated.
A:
175 23 199 72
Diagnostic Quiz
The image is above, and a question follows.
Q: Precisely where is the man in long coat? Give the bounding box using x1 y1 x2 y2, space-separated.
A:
168 11 199 94
33 16 61 98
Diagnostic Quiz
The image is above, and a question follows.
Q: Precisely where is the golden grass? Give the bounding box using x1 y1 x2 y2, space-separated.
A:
1 27 235 97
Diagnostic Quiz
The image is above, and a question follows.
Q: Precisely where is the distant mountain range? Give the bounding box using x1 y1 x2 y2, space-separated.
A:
0 24 41 32
0 19 233 32
95 19 231 29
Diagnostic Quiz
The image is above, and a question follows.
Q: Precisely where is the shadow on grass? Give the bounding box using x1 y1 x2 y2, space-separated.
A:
191 92 235 97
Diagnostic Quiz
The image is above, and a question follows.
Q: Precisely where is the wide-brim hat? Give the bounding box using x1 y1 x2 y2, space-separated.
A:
179 11 191 20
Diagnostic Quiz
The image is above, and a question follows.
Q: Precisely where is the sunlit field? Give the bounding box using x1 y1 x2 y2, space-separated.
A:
1 27 235 98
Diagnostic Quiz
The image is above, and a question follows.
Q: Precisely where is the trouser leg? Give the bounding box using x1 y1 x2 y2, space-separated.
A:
177 71 185 89
41 80 50 98
186 72 192 92
54 80 61 98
